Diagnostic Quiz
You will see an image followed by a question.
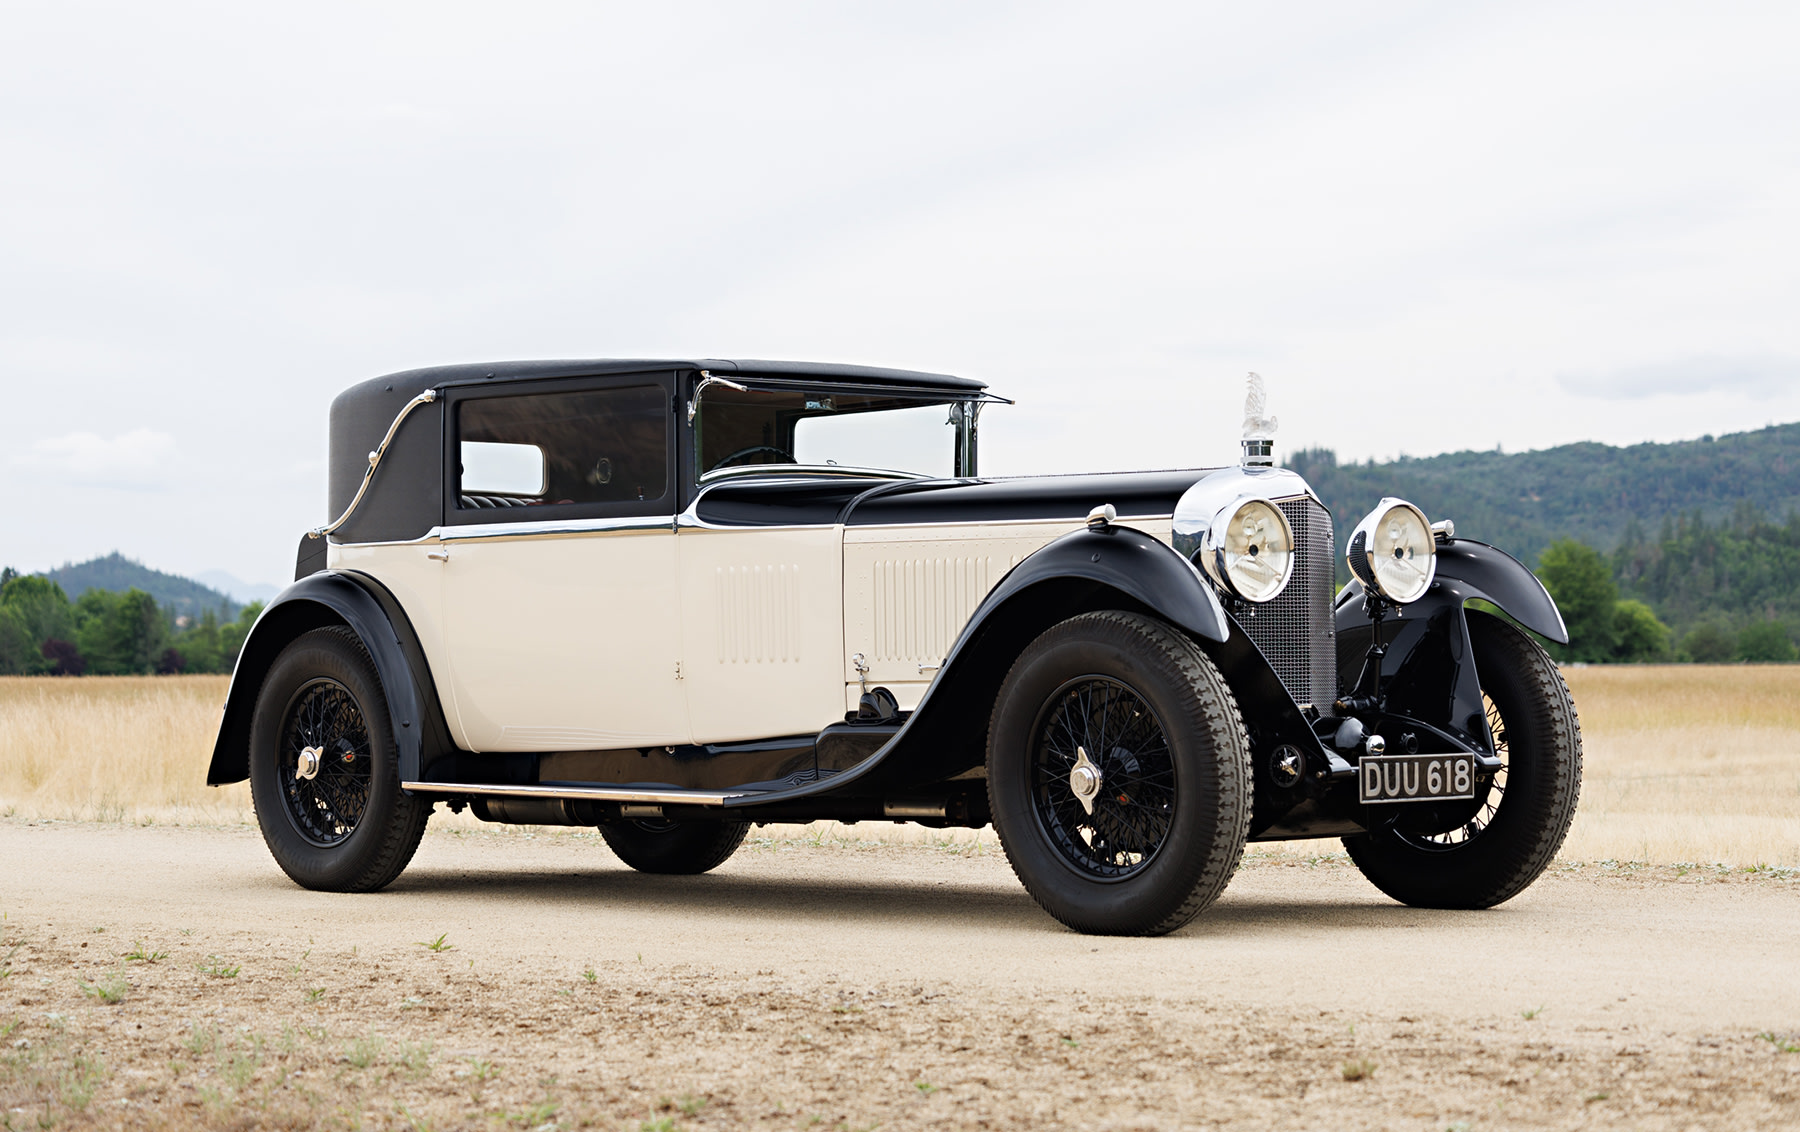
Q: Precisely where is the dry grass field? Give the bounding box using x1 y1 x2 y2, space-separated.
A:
0 676 246 826
2 666 1797 866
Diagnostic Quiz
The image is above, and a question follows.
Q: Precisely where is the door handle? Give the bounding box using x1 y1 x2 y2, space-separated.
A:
427 548 449 562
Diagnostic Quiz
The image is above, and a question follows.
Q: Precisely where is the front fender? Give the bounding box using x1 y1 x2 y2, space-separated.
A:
1337 537 1567 644
736 523 1230 804
984 523 1231 643
205 571 447 787
1334 537 1566 752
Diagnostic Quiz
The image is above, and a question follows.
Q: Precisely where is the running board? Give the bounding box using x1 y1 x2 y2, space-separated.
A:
401 781 749 806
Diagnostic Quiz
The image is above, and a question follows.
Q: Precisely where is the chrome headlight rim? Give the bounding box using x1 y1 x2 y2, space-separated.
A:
1347 497 1438 604
1197 495 1296 604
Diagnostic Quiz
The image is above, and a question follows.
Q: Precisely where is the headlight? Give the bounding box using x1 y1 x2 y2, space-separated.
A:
1198 498 1294 603
1347 498 1437 604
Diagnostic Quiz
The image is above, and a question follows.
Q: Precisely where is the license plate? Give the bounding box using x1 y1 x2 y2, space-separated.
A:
1358 754 1477 805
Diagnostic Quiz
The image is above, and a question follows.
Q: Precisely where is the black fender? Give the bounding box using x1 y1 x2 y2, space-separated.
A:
1334 537 1566 753
730 523 1231 805
205 570 452 787
977 523 1230 644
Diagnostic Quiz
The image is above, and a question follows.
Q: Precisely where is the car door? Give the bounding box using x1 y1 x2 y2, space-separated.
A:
436 374 689 753
677 520 845 745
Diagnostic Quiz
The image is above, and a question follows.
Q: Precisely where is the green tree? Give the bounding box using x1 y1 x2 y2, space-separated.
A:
218 601 262 672
1612 600 1672 662
1536 538 1620 662
1736 620 1797 663
0 575 75 674
0 606 34 674
1680 623 1737 663
172 608 224 673
73 587 166 675
1 575 74 653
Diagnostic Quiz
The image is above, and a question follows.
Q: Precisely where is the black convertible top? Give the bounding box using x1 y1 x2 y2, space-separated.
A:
351 358 987 406
322 358 988 548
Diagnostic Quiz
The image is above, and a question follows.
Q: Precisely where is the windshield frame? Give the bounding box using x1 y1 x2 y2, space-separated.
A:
687 376 996 485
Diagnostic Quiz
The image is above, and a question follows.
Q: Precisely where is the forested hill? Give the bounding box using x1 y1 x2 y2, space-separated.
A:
1286 422 1800 569
43 552 240 620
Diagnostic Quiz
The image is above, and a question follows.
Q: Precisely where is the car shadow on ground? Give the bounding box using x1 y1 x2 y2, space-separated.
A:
379 862 1494 939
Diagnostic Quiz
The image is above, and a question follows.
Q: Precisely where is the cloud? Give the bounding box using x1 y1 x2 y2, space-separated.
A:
14 429 178 489
1558 355 1800 400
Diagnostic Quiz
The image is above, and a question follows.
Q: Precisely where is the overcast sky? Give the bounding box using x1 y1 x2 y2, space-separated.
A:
4 1 1798 590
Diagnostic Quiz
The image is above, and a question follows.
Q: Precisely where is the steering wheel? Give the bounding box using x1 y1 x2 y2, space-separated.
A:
711 445 797 471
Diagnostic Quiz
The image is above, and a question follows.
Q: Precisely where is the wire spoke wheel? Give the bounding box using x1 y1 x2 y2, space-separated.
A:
988 611 1251 936
1031 677 1177 879
279 678 373 846
250 626 430 892
1342 610 1581 910
1405 691 1510 849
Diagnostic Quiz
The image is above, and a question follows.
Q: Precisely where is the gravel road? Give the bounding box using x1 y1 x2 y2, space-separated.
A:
2 818 1796 1129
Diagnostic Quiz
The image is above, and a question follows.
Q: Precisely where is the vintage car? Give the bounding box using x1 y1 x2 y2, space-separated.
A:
207 359 1581 936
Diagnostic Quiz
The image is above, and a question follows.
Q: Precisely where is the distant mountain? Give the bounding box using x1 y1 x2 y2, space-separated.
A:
1287 422 1800 569
194 570 281 606
43 553 242 620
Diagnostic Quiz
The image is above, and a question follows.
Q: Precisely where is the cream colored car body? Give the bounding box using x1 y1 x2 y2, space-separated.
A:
331 511 1174 754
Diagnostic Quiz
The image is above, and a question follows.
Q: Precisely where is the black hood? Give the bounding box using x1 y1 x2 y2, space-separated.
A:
693 469 1218 528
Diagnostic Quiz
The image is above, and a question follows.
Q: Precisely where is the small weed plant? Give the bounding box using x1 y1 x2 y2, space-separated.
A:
78 968 128 1004
122 941 167 963
345 1033 386 1069
199 956 241 978
1341 1058 1377 1082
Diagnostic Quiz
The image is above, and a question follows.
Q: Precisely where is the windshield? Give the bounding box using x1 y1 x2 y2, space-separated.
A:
694 386 971 481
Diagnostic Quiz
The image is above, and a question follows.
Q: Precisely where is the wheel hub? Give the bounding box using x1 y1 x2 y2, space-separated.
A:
1069 745 1102 815
296 745 323 782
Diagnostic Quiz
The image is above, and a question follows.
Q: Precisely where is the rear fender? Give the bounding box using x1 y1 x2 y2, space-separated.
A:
206 571 449 787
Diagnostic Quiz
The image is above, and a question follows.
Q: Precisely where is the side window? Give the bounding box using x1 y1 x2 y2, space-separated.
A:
456 385 669 513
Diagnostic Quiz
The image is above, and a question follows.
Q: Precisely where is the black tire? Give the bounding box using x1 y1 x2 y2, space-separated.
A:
987 611 1252 936
600 819 750 875
1343 610 1582 909
248 626 430 892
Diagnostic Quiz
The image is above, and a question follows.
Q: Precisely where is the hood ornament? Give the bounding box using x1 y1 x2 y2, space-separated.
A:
1241 372 1277 467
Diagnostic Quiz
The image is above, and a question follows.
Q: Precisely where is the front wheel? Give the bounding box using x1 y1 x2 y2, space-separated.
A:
600 819 749 874
987 611 1252 936
1343 610 1583 908
248 627 431 892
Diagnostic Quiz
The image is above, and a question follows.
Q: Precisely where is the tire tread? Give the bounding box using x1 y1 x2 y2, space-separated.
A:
987 611 1252 936
1344 612 1582 908
249 626 430 893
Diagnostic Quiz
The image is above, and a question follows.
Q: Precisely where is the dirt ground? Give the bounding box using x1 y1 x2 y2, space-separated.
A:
2 819 1797 1130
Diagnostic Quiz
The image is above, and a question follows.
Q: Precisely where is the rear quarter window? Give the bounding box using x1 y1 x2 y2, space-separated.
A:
457 386 669 510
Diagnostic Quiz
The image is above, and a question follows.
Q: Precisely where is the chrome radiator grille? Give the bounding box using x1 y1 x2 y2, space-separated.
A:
1239 496 1337 709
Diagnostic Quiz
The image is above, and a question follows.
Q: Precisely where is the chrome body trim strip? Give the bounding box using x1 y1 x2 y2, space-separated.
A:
402 781 745 805
437 515 676 542
844 514 1170 533
697 464 928 486
310 389 438 541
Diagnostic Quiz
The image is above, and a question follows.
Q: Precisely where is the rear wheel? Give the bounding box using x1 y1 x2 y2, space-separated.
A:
248 627 430 892
1344 610 1582 908
600 819 749 874
987 611 1252 936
